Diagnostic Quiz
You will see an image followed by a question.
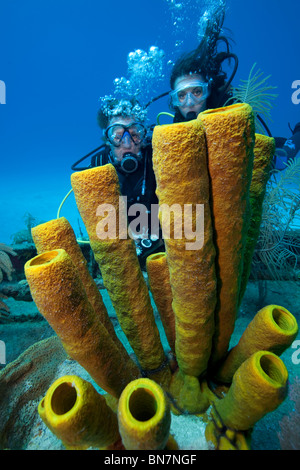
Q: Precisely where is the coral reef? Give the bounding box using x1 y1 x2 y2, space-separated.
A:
146 253 176 355
10 212 38 245
0 243 17 284
0 336 67 449
0 243 17 316
71 165 171 387
197 104 255 365
278 376 300 450
213 351 288 430
15 103 298 450
25 249 139 398
118 378 174 450
31 217 124 350
152 118 216 379
252 158 300 281
39 374 122 450
238 133 275 302
215 305 298 383
0 294 9 317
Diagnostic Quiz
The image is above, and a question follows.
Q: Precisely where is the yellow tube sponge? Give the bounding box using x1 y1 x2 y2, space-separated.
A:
152 119 217 378
25 249 139 397
198 103 255 365
71 165 169 385
215 305 298 383
169 369 209 415
205 421 251 450
117 378 171 450
38 375 121 450
214 350 288 430
239 134 275 303
146 252 176 355
31 216 125 353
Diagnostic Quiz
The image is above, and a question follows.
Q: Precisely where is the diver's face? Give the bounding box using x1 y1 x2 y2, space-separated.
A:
173 74 208 119
107 116 143 162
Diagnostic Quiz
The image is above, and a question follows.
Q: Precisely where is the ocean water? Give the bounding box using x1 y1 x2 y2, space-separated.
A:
0 0 299 242
0 0 299 452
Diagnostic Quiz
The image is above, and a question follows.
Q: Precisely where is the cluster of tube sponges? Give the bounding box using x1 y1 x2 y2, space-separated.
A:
24 104 298 450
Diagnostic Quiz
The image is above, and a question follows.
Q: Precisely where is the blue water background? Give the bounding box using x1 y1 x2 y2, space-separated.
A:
0 0 299 243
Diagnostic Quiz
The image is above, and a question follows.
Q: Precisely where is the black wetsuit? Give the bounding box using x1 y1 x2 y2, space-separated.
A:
274 123 300 170
90 144 158 212
90 144 163 265
174 106 300 171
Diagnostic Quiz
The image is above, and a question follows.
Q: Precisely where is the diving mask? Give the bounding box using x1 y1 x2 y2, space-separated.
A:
170 81 210 108
105 122 146 147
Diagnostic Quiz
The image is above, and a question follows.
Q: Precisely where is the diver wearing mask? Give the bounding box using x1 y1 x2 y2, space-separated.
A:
168 11 238 123
96 115 158 212
72 99 158 211
103 117 150 203
170 75 212 122
71 98 161 265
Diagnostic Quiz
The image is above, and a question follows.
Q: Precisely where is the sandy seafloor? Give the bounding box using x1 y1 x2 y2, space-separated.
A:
0 173 299 451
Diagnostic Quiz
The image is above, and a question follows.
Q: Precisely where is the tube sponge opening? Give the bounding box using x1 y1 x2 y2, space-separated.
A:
214 351 288 431
258 352 288 388
50 382 78 416
215 305 298 383
272 307 298 333
25 249 139 398
29 250 59 266
118 378 171 450
39 375 121 450
129 388 158 422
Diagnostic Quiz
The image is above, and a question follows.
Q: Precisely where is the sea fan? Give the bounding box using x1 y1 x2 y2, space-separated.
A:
252 159 300 280
226 63 278 134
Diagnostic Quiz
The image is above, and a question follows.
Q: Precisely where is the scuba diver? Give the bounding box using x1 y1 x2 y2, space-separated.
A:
71 13 239 265
273 122 300 170
71 10 299 266
168 11 238 123
167 11 300 167
72 96 162 267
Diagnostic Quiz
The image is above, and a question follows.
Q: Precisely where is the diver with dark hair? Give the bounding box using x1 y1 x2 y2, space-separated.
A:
167 12 300 167
169 10 238 123
70 7 299 264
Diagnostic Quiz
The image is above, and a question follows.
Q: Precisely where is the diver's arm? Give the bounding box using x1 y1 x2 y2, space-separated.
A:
282 125 300 161
274 123 300 170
